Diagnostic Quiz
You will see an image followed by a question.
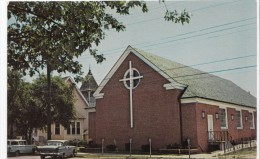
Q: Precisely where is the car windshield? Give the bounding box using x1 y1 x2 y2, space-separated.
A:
11 141 19 145
47 141 63 146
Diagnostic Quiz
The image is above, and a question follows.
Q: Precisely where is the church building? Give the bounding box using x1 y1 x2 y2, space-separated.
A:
90 46 256 152
36 70 97 144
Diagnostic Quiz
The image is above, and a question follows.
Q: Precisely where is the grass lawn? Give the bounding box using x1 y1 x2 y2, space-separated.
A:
218 147 256 159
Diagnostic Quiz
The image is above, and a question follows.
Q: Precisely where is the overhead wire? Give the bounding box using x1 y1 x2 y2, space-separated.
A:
80 53 256 86
77 19 256 61
78 0 249 59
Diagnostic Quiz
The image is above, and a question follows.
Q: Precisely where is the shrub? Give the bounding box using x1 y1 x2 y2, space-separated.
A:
106 144 117 151
167 143 180 149
125 143 130 151
88 141 100 148
141 144 152 152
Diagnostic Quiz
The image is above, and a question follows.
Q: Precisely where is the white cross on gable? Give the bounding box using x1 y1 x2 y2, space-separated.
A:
119 61 143 128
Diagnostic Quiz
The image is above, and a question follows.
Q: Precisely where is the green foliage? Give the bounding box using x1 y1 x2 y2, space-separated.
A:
8 68 44 139
8 69 76 138
7 1 190 81
164 9 190 24
7 1 148 81
30 74 76 128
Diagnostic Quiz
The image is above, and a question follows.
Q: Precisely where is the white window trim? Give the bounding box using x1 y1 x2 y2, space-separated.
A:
249 111 255 129
236 109 243 129
220 107 228 129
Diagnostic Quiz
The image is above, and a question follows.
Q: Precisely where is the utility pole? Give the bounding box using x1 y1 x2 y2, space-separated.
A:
47 63 52 140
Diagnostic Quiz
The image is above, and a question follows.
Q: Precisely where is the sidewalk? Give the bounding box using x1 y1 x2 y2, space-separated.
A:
77 152 219 158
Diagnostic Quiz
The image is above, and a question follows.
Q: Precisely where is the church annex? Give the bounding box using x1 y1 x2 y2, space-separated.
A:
90 46 256 152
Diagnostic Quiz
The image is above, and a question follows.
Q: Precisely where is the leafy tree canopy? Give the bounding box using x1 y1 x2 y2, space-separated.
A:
8 69 76 139
30 74 76 128
8 1 190 81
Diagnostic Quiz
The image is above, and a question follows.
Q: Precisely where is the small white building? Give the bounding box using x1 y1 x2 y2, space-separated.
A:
36 76 96 145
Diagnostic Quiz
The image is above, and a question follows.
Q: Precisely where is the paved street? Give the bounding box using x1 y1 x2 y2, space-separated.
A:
8 155 82 159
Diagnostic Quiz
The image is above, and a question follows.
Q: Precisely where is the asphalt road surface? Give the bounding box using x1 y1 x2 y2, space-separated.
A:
8 155 82 159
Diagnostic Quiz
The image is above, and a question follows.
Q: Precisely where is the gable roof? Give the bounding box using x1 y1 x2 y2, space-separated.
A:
135 48 256 108
63 76 89 107
94 46 256 108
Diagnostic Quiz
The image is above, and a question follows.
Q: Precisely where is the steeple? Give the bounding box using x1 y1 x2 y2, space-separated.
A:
80 66 98 106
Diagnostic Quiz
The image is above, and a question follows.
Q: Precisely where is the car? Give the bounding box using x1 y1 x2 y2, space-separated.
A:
7 139 36 156
37 140 77 159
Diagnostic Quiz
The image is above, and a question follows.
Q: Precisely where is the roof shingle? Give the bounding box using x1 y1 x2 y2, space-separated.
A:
135 48 256 107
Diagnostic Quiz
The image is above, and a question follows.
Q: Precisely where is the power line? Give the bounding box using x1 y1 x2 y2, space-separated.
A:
82 53 255 85
140 22 255 49
78 18 255 60
124 0 241 26
94 64 256 89
143 26 256 53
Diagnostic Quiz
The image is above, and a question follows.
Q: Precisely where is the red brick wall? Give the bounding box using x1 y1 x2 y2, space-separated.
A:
182 102 256 152
95 52 183 150
181 103 198 148
195 103 220 152
226 108 256 141
89 112 96 141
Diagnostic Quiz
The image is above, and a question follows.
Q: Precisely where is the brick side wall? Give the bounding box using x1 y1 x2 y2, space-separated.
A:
227 108 257 141
95 52 182 150
195 103 220 152
89 112 96 141
181 103 198 148
182 102 257 152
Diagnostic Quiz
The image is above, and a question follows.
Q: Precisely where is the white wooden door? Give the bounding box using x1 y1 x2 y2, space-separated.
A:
207 115 214 141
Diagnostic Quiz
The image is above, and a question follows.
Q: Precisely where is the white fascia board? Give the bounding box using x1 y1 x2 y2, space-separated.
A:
132 49 186 90
94 46 187 98
93 93 104 99
163 82 186 90
64 76 90 107
93 46 133 98
181 97 256 111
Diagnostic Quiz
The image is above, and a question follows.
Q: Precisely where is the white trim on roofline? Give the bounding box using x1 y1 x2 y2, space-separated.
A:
64 76 90 107
181 97 256 111
93 46 186 99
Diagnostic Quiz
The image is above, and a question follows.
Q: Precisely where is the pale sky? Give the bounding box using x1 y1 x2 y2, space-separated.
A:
60 0 257 97
0 0 258 157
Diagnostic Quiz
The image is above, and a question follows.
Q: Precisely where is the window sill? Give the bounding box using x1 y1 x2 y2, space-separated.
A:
237 127 243 130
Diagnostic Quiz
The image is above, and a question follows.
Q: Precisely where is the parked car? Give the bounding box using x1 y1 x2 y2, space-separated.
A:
37 140 77 159
7 139 36 156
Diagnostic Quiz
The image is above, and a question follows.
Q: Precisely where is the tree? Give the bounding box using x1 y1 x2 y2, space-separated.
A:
8 70 75 141
7 1 190 139
30 74 75 129
7 68 25 138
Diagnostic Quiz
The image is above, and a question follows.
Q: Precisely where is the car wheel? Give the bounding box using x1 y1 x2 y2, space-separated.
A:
72 150 77 157
32 148 36 154
40 155 45 159
15 150 20 157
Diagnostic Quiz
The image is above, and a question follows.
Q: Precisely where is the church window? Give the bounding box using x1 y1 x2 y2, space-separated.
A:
220 108 228 129
249 112 254 129
54 123 60 135
67 123 71 135
123 68 141 89
236 110 243 129
76 122 80 134
72 122 76 134
67 121 81 135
